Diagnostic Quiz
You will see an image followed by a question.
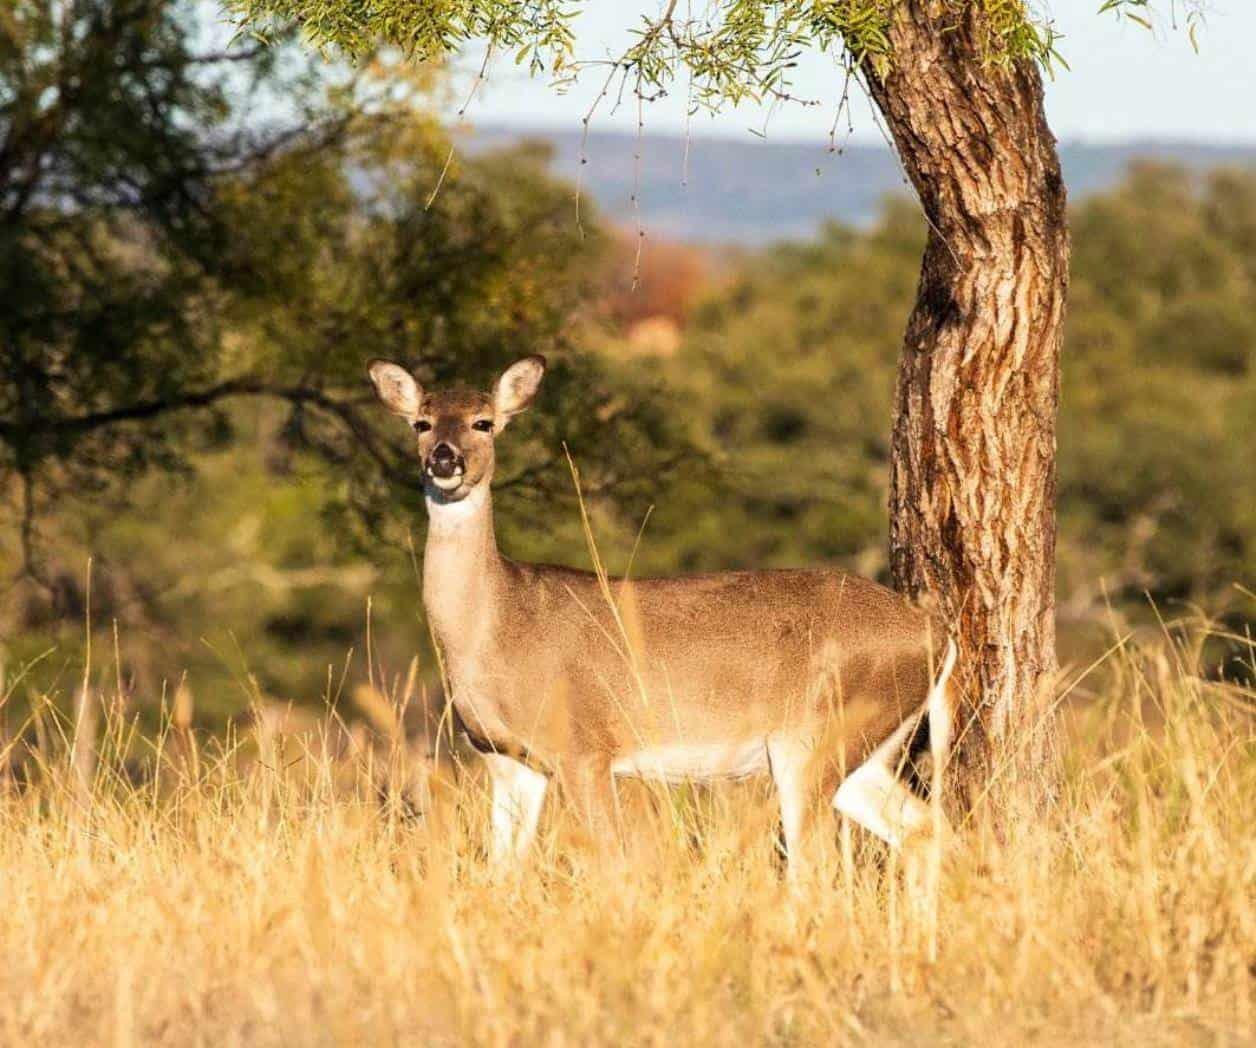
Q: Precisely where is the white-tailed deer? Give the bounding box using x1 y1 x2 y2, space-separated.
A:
368 356 958 877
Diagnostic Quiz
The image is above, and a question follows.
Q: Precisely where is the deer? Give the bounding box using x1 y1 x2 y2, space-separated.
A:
367 355 958 879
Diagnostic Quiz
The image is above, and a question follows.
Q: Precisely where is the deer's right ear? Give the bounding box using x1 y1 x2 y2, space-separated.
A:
368 360 423 419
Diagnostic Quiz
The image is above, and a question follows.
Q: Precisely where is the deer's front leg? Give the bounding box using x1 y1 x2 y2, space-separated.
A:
561 754 621 853
481 752 548 868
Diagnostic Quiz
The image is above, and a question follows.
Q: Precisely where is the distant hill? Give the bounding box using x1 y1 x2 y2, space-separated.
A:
461 126 1256 244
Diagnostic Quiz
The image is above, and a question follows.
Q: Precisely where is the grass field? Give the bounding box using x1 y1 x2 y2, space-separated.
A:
0 625 1252 1046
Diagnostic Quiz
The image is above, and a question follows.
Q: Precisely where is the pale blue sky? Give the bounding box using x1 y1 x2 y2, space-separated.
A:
444 1 1256 144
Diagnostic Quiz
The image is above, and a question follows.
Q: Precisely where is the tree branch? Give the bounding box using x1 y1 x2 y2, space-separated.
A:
0 378 413 484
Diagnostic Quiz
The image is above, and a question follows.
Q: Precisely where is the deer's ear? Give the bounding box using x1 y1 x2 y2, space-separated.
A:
492 355 546 426
368 360 423 419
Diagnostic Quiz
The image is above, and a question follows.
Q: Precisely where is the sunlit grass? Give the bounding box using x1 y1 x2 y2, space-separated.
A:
0 621 1251 1045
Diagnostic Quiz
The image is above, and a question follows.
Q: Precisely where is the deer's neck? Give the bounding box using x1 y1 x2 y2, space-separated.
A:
422 485 504 654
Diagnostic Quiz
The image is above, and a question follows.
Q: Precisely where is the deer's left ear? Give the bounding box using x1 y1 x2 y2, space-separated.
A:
492 355 546 427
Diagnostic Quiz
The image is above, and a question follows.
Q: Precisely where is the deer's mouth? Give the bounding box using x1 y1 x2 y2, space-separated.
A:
425 471 476 504
424 445 467 493
426 467 465 493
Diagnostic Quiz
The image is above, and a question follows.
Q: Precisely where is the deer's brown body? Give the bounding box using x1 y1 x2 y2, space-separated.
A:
369 357 957 874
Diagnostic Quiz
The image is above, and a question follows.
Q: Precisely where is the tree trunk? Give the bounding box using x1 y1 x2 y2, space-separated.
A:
863 2 1070 784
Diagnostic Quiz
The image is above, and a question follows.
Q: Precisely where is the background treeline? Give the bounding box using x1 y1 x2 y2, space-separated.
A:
645 168 1256 629
2 1 1253 723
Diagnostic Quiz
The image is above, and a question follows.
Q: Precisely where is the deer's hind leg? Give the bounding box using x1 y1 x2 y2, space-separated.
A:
766 732 829 887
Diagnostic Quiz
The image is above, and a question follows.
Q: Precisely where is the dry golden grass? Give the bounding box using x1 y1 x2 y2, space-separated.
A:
0 628 1252 1046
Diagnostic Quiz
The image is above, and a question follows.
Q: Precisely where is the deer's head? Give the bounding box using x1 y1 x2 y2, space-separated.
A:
367 356 546 504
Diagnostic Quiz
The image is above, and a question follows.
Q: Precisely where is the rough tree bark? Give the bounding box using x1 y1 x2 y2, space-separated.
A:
863 2 1070 783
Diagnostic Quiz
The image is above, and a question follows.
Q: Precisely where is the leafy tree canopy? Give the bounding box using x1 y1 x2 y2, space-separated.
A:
7 160 1250 709
1 0 692 588
222 0 1206 116
640 164 1255 624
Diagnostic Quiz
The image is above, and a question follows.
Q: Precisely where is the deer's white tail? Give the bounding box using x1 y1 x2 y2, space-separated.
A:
927 638 959 782
832 637 960 848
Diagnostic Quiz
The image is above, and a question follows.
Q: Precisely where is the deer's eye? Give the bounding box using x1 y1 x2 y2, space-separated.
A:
472 419 494 433
413 419 432 433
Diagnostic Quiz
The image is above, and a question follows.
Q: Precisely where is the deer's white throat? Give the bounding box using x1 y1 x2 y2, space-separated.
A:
425 483 490 535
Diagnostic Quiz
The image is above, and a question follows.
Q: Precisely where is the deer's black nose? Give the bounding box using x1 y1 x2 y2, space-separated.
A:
428 442 463 479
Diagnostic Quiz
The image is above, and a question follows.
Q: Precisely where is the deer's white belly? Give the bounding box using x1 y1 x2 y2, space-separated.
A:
611 738 769 783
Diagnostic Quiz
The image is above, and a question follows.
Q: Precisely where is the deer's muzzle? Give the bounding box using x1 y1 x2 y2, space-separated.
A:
427 443 465 481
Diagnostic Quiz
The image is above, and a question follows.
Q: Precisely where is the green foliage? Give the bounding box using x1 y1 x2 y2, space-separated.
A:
2 3 1243 717
1062 165 1256 606
0 1 693 707
1100 1 1207 50
1 0 690 574
221 1 1204 117
207 114 691 540
2 3 239 465
636 201 925 576
223 0 577 72
0 0 333 533
640 164 1256 621
6 156 1252 710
